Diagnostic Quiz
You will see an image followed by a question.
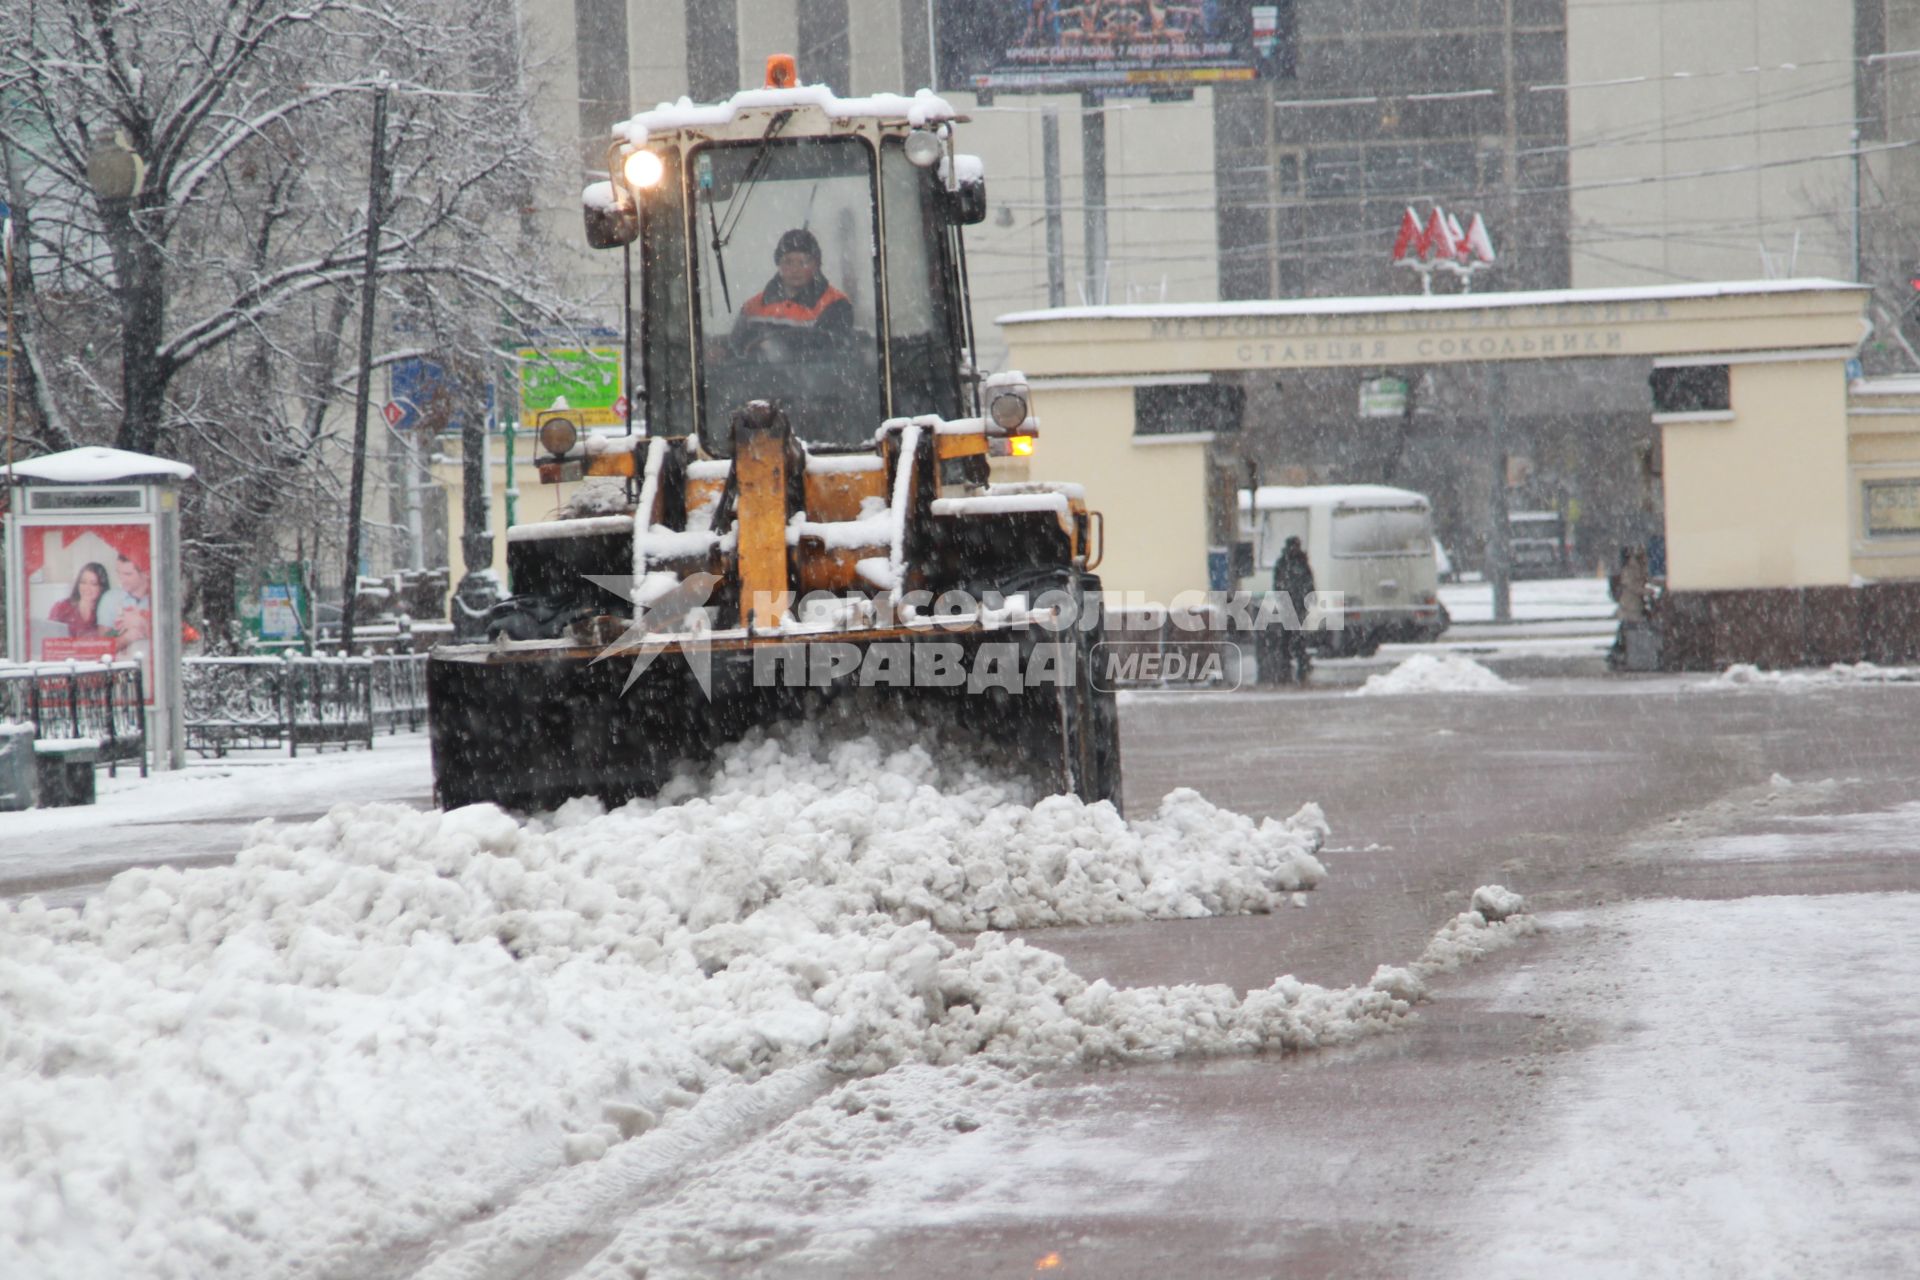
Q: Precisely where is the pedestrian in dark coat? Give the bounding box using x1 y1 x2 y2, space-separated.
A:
1270 536 1316 683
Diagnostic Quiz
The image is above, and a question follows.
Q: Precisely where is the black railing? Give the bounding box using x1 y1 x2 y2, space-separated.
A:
0 661 148 775
286 657 374 755
183 654 427 757
182 658 290 755
370 653 429 732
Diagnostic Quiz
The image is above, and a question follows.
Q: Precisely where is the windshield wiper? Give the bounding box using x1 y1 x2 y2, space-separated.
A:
704 190 731 312
708 110 794 309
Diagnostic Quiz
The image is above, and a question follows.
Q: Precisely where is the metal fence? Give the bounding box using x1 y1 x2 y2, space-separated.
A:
183 653 429 757
182 657 290 754
285 657 373 754
0 661 148 774
370 653 429 732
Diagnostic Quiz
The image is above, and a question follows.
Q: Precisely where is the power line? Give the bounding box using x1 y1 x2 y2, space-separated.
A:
969 66 1920 191
1251 45 1920 114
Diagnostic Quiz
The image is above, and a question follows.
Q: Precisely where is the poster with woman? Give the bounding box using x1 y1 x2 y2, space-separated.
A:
19 521 157 702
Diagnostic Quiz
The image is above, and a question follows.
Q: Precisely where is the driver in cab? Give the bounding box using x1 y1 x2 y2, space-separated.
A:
731 228 854 355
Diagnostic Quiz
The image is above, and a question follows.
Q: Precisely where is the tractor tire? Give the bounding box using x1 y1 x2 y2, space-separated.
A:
984 566 1124 813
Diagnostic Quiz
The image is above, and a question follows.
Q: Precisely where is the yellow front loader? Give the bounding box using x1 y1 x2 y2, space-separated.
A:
426 59 1121 813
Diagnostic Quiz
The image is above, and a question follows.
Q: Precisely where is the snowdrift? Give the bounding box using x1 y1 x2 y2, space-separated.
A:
0 725 1530 1278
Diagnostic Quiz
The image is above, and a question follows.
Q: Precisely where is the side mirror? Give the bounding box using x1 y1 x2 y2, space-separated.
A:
582 181 638 249
945 179 988 226
940 154 988 226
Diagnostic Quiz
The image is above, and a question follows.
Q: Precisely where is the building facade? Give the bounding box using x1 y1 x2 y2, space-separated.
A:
457 1 1920 596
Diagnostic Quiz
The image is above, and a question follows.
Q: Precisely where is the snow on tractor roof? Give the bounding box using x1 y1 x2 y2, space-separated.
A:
614 84 958 146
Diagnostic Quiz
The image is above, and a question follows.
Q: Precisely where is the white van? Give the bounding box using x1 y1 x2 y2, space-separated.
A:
1237 484 1448 655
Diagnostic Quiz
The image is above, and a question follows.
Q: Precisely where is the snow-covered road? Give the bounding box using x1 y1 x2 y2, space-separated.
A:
3 666 1919 1278
0 734 432 901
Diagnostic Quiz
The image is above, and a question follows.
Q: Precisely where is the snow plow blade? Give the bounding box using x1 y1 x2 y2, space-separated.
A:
427 622 1121 814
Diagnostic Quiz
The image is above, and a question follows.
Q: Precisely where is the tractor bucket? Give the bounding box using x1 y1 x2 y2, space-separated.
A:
427 614 1122 815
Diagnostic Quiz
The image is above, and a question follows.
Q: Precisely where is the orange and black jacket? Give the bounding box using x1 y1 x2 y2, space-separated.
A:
734 273 854 347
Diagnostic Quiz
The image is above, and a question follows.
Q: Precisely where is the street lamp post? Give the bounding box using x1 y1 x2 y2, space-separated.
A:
3 198 15 481
88 132 166 455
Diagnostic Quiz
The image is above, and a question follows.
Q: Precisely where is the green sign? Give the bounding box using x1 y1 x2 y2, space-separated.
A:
1359 375 1408 418
236 562 310 646
516 347 623 427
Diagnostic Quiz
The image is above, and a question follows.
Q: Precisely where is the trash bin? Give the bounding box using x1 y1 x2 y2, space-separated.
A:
0 722 35 812
1621 621 1662 672
34 738 101 807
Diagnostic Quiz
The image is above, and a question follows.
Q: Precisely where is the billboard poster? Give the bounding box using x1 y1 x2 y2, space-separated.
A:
935 1 1294 95
18 521 157 702
516 347 624 428
259 585 302 640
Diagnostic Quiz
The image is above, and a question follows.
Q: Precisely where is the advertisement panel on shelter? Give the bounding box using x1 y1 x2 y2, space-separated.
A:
935 1 1294 94
18 520 158 703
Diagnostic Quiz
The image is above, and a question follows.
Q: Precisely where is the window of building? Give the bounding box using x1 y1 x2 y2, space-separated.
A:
1650 365 1730 415
1864 478 1920 539
1135 384 1245 438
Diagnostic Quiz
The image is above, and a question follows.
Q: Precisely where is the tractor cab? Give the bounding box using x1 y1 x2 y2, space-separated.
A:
425 62 1116 818
584 59 988 455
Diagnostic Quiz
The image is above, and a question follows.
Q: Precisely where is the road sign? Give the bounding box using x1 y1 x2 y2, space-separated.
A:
382 401 404 427
613 395 629 419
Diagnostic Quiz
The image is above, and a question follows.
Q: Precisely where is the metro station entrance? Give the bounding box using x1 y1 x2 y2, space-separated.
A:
997 279 1920 668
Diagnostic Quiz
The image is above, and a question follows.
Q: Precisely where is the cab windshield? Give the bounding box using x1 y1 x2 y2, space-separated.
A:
689 135 881 452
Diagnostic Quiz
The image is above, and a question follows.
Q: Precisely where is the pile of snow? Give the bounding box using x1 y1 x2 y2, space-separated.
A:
0 725 1531 1276
557 478 633 518
1355 653 1514 696
486 886 1536 1280
1694 661 1917 692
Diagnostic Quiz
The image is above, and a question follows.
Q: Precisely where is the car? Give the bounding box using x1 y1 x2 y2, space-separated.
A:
1508 510 1570 579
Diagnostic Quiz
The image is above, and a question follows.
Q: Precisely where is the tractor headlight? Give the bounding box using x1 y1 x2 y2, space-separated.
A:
623 148 665 190
538 415 579 456
989 390 1029 431
1009 434 1035 457
904 129 943 168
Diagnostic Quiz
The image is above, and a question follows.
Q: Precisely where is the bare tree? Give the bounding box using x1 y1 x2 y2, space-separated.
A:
1 0 583 633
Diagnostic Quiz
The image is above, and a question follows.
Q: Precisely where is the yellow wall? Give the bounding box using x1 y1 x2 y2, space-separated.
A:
1019 385 1213 603
1660 361 1853 590
432 440 571 587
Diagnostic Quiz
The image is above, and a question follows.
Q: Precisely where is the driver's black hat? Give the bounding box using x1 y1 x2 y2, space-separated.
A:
775 228 821 263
